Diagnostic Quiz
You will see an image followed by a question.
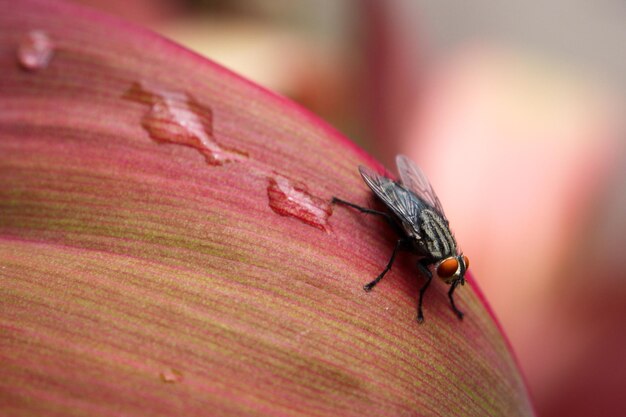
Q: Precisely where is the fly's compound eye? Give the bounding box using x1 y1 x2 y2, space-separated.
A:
463 255 470 270
437 257 459 279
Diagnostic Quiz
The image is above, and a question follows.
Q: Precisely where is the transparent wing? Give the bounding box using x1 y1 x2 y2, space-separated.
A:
395 154 447 219
358 165 422 237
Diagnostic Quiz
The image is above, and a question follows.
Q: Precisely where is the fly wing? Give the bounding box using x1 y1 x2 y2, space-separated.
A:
358 165 422 237
396 154 447 220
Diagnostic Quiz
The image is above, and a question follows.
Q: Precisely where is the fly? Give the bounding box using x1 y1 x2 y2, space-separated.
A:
332 155 469 323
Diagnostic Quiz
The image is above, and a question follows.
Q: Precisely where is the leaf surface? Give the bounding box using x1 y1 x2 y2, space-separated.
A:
0 1 534 416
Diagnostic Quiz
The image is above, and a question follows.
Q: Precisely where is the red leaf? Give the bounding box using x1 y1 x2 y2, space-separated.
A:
0 1 534 416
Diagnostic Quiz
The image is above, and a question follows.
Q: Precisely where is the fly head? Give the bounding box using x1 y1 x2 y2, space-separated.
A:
434 254 470 285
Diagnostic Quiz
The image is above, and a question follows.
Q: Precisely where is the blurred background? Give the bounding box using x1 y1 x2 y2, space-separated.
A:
71 1 625 416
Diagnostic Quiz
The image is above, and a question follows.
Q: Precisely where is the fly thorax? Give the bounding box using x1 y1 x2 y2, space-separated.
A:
401 222 421 240
419 209 456 259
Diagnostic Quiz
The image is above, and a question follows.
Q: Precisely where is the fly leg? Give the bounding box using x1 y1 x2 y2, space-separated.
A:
331 197 399 232
363 238 408 291
416 262 433 323
332 197 407 293
448 280 464 320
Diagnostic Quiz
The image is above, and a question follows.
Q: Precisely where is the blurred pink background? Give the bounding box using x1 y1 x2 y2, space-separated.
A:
71 1 626 416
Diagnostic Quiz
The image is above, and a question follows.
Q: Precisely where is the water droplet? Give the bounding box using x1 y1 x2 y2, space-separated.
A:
17 30 54 71
296 329 311 341
267 173 332 231
123 82 247 165
159 368 183 383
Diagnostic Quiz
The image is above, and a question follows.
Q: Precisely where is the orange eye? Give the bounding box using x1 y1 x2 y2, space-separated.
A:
463 255 470 270
437 258 459 278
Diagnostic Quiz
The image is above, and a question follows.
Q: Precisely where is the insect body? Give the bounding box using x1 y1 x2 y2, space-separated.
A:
332 155 469 323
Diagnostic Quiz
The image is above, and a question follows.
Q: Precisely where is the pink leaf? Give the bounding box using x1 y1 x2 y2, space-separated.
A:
0 1 534 416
